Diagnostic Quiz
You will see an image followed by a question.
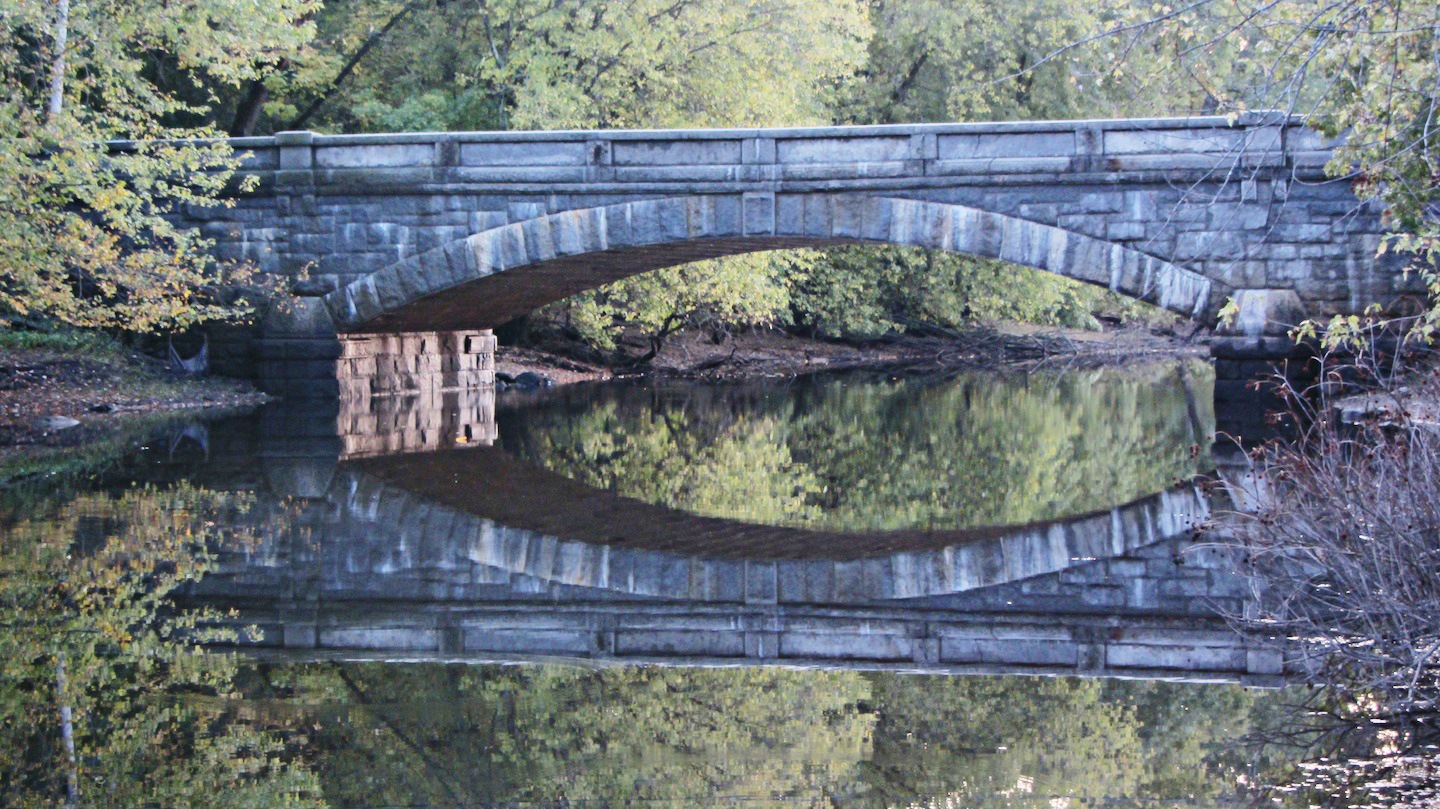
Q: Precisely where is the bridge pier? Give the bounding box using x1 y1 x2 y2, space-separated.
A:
237 296 497 398
1211 289 1315 440
336 330 496 398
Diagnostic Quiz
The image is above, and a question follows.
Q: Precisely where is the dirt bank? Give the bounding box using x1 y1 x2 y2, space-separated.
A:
0 344 267 475
498 322 1210 385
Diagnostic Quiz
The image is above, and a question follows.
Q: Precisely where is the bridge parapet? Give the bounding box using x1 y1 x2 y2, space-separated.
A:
201 114 1395 313
225 113 1326 194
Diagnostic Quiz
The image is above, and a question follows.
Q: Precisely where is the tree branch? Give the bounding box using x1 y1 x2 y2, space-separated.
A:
288 1 423 130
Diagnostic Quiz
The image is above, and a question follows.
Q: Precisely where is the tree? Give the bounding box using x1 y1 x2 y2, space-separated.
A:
838 0 1212 126
1087 1 1440 327
1215 374 1440 717
787 246 1130 340
272 0 870 133
248 662 872 807
557 250 805 357
0 0 315 333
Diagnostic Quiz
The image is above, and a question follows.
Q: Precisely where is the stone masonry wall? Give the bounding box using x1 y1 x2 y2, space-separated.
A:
154 114 1412 393
181 115 1407 324
336 330 495 398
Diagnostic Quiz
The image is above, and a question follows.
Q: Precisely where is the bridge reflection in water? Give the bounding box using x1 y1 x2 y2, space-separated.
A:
179 380 1280 687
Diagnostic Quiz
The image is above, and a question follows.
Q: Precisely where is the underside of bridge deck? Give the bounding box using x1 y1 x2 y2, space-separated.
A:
354 236 833 333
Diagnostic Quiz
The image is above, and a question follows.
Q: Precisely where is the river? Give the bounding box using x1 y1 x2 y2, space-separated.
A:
0 357 1326 806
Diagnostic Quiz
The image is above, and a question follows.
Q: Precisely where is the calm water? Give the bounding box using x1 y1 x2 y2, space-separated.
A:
0 358 1325 806
496 361 1215 531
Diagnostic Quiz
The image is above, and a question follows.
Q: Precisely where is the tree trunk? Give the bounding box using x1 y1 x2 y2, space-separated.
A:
229 79 270 137
289 1 421 130
47 0 69 120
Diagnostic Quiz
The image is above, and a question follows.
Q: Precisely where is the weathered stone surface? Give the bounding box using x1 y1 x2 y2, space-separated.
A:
154 114 1413 394
1218 289 1308 337
260 297 336 339
459 141 587 166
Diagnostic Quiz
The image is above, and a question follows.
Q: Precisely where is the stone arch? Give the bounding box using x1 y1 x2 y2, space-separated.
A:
323 194 1214 333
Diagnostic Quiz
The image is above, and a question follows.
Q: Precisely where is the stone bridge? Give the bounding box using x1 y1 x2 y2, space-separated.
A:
179 114 1407 396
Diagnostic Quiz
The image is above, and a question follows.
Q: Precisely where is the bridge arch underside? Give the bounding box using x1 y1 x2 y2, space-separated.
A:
323 194 1215 334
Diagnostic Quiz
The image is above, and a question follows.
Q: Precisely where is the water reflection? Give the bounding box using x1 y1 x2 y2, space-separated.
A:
0 484 324 805
151 363 1271 682
230 661 1287 808
339 384 497 458
2 358 1343 807
497 360 1215 531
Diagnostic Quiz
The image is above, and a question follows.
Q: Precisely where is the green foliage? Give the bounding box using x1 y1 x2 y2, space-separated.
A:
252 663 872 807
557 251 802 352
839 0 1212 126
854 674 1286 806
0 325 119 354
280 0 870 133
1293 2 1440 235
860 675 1149 803
0 484 324 805
789 246 1123 340
1383 231 1440 345
1101 679 1270 798
1101 1 1440 336
0 0 315 333
502 360 1214 532
231 661 1294 806
551 244 1166 354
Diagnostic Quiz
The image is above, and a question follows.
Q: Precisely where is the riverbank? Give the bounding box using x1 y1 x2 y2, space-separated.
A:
0 336 268 484
496 321 1210 385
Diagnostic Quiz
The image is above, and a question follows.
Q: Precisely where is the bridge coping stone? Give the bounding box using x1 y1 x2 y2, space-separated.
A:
207 112 1310 149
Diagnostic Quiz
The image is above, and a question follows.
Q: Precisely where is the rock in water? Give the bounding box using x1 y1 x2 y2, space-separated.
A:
512 371 553 389
33 415 80 431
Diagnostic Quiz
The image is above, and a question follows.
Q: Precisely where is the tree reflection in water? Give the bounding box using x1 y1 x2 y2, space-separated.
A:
1239 687 1440 808
0 484 324 806
499 360 1215 531
224 660 1311 807
1 384 1432 806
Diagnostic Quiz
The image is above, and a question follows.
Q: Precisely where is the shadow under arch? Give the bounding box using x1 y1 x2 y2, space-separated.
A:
323 194 1215 333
